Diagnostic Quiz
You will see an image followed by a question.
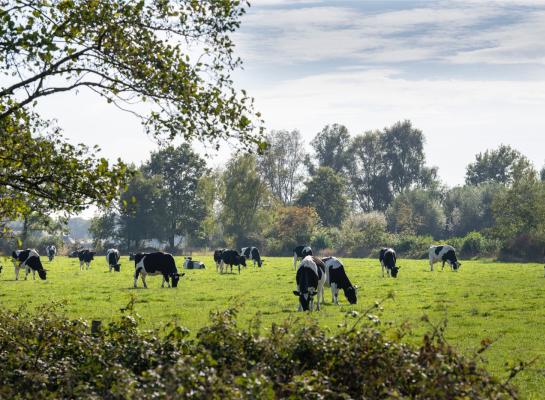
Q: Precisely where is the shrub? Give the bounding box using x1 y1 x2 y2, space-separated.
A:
392 234 434 259
461 231 484 258
0 303 518 399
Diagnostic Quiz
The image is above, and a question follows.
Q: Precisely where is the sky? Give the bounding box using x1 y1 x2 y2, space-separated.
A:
36 0 545 194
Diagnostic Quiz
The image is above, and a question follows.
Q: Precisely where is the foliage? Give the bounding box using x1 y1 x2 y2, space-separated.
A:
143 144 208 250
466 145 532 186
0 112 129 224
387 190 445 238
306 123 352 175
264 206 319 255
220 155 268 248
390 233 434 259
335 212 388 256
0 0 263 150
0 302 518 399
258 130 306 205
297 167 349 227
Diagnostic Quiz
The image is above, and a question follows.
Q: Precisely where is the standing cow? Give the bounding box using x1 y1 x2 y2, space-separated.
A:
219 249 246 274
106 248 121 272
429 245 461 271
293 245 313 270
321 256 358 305
11 249 47 280
379 248 400 278
78 249 96 270
46 245 57 262
133 252 184 288
241 247 263 268
293 255 326 311
213 249 226 272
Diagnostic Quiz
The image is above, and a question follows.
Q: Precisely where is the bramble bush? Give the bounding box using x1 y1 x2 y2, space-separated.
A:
0 301 518 399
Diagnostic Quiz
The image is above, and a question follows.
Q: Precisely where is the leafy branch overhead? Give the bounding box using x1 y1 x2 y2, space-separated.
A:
0 0 263 149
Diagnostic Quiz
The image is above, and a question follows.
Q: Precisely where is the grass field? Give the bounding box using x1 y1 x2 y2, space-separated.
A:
0 255 543 398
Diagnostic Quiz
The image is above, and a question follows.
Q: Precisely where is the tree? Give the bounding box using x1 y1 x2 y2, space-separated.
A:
264 206 319 254
465 145 532 185
89 210 119 249
347 131 392 211
258 130 306 204
297 167 348 227
0 0 262 149
0 113 129 225
306 124 352 175
386 190 445 238
220 155 267 248
143 144 208 250
1 0 262 228
382 120 429 195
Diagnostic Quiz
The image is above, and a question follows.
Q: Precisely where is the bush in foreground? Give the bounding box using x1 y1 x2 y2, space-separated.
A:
0 303 517 399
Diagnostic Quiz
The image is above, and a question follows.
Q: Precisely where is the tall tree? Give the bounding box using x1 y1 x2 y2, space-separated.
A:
466 145 532 186
143 144 208 250
220 155 267 248
297 167 348 227
306 124 352 175
258 130 306 205
382 120 428 194
347 131 392 211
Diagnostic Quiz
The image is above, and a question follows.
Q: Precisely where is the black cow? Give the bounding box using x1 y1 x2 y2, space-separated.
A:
219 249 246 274
133 252 184 288
106 248 121 272
321 256 357 304
379 248 400 278
429 245 461 271
293 245 313 270
11 249 47 280
213 249 226 272
241 246 263 268
293 255 326 311
46 245 56 262
78 249 96 270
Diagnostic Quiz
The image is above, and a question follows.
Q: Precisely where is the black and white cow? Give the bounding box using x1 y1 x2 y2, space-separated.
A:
241 247 263 268
293 255 326 311
213 249 226 272
106 248 121 272
78 249 96 270
321 256 358 305
429 245 461 271
219 249 247 274
293 245 313 270
183 256 205 269
46 245 57 262
379 248 400 278
133 252 184 288
11 249 47 280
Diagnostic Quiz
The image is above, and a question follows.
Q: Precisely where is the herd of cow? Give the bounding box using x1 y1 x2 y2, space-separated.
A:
6 242 462 311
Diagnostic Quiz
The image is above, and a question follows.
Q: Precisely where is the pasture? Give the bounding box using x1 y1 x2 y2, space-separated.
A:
0 255 543 399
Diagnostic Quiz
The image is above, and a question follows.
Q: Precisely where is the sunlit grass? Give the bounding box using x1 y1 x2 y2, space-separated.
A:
0 255 543 399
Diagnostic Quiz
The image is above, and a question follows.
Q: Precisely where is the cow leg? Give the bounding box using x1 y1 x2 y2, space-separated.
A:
381 264 385 277
219 260 224 273
238 264 240 274
441 260 445 271
24 267 29 280
141 272 148 289
32 270 36 280
14 266 19 281
293 254 298 270
429 259 434 272
80 260 83 271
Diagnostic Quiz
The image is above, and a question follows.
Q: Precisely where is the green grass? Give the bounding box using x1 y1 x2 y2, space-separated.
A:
1 255 544 399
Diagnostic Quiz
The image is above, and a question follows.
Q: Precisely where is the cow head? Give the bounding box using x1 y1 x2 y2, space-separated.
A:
133 253 146 265
293 290 316 311
170 272 185 288
88 251 96 260
38 269 47 280
451 261 461 271
343 286 358 304
113 264 121 272
239 255 247 267
302 246 313 257
390 265 400 278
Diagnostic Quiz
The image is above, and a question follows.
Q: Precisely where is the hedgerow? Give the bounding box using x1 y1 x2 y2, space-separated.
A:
0 301 517 399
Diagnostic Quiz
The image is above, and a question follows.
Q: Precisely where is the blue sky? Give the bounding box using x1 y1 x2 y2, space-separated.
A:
37 0 545 193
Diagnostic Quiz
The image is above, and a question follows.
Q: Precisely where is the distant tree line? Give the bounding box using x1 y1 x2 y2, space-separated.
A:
85 120 545 261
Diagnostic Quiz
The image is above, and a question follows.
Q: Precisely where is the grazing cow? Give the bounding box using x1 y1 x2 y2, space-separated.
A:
106 248 121 272
219 249 247 274
46 245 57 262
213 249 226 272
379 248 400 278
11 249 47 280
293 245 313 270
183 256 205 269
133 252 184 288
78 249 96 270
293 255 326 311
241 247 263 268
321 256 358 305
429 245 461 271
